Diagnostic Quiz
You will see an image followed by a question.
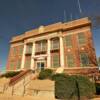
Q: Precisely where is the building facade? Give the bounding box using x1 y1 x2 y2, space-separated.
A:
6 17 98 74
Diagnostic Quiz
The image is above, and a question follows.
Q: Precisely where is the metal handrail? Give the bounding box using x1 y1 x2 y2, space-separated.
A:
9 70 31 85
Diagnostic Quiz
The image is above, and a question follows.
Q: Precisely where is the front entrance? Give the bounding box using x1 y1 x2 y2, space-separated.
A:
36 61 45 71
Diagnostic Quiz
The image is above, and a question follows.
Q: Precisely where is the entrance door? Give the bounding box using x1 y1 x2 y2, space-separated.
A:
37 61 45 71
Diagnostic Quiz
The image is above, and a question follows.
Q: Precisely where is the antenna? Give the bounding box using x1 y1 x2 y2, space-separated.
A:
70 13 73 21
64 10 67 22
0 60 2 72
77 0 82 15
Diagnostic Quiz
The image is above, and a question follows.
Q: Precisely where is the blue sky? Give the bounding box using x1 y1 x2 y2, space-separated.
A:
0 0 100 71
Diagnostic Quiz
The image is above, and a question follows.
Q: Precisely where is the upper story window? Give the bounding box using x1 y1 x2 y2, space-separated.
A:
51 38 59 50
26 43 32 54
35 40 47 52
67 54 75 67
13 47 17 56
19 46 23 55
80 52 90 67
65 35 72 48
78 33 86 45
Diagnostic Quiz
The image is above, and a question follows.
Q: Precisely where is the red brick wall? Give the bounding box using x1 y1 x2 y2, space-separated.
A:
63 28 97 68
6 45 23 70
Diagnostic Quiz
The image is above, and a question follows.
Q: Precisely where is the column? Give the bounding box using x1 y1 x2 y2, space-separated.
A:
31 42 35 70
47 39 51 68
21 44 26 69
60 36 65 67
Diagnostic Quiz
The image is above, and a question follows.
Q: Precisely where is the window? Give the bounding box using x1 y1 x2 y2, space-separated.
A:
24 58 31 69
65 35 72 48
10 61 15 70
52 54 60 67
36 42 41 52
19 46 23 55
80 53 90 67
51 38 59 50
16 59 21 69
78 33 86 45
41 41 47 51
36 40 47 52
67 54 75 67
26 44 32 54
13 47 16 55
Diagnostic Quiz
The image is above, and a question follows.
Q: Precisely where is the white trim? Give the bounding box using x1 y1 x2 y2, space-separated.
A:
60 36 65 67
21 44 26 69
47 39 51 68
31 42 35 70
33 54 47 58
63 28 90 37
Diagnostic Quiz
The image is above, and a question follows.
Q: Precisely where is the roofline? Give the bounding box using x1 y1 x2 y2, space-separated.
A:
10 17 91 43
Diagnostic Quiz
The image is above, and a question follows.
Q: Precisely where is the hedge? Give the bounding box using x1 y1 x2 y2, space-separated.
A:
0 71 21 78
53 74 96 100
38 69 53 80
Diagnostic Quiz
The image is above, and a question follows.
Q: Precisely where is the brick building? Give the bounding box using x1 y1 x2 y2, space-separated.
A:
6 17 98 74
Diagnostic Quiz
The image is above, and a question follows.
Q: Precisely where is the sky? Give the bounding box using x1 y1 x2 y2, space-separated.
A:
0 0 100 71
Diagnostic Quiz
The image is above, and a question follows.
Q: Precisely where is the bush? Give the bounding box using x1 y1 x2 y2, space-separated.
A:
54 74 96 100
38 69 53 80
0 71 21 78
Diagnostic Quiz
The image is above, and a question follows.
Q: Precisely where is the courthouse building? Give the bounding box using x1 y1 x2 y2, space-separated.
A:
6 17 98 74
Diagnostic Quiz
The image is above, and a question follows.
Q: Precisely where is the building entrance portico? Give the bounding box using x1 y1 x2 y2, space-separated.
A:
36 61 45 71
34 55 47 71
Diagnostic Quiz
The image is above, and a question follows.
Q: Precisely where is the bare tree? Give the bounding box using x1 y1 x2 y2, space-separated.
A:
85 33 98 66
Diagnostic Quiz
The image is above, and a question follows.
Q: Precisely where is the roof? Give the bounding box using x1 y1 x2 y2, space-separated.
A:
10 17 91 43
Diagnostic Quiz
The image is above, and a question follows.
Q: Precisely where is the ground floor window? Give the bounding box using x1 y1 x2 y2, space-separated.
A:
10 61 15 70
16 59 21 69
80 52 90 67
67 54 75 67
52 54 60 68
24 57 31 69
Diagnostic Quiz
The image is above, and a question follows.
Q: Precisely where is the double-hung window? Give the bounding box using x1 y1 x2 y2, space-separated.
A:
67 54 75 67
51 38 59 50
52 54 60 67
36 40 47 52
78 33 86 45
65 35 72 48
10 61 15 70
26 44 32 54
16 59 21 69
80 53 90 67
25 58 31 69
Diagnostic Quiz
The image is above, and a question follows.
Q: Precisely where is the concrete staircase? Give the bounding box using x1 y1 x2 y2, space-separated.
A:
4 70 35 96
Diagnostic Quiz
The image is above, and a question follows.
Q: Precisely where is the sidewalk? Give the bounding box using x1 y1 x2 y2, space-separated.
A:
0 94 56 100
